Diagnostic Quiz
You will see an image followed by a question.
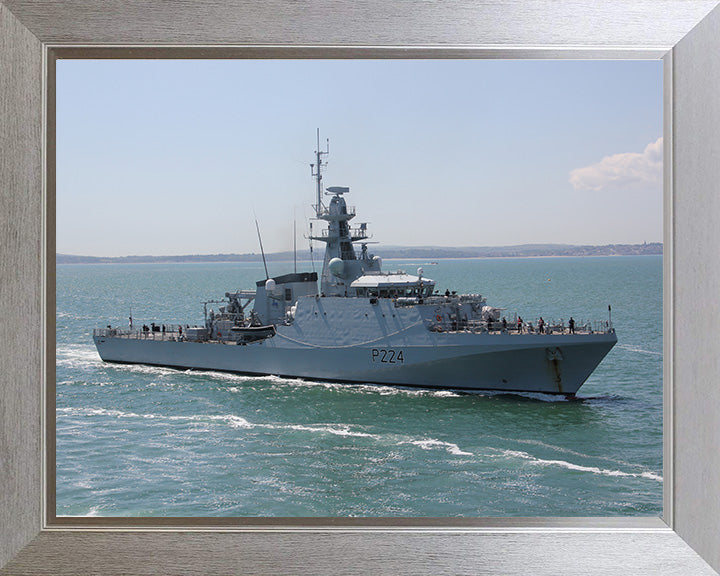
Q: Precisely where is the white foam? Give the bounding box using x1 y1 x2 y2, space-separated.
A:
57 406 494 461
265 374 315 387
500 449 663 482
56 406 379 440
617 344 662 357
405 439 474 457
283 424 375 438
429 390 463 398
59 404 481 462
200 371 269 384
515 392 570 402
203 414 253 428
57 352 465 399
57 407 143 418
491 436 639 469
477 390 570 402
120 364 181 377
251 376 463 399
56 345 104 368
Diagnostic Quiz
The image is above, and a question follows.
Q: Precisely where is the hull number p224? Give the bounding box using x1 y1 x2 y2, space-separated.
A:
371 349 404 364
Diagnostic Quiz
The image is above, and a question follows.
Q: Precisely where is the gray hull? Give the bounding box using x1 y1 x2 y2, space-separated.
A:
94 298 616 395
94 337 615 395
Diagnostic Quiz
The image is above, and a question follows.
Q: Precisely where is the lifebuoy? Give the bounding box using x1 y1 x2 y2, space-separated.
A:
436 315 442 322
217 332 222 337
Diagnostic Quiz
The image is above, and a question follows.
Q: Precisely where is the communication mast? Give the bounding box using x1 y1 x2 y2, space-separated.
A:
310 128 329 217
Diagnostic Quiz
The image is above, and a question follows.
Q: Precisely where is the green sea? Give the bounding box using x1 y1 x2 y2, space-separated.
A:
56 255 662 517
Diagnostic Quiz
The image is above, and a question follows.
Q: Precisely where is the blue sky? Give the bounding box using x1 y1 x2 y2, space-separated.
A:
57 59 663 257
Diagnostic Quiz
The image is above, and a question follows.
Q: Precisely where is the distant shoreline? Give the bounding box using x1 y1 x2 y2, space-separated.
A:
57 242 662 264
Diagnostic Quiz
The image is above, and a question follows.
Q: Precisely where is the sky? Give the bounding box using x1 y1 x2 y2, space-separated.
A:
56 59 663 257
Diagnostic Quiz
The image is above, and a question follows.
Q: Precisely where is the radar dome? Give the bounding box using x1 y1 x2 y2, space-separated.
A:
265 278 276 292
328 257 345 277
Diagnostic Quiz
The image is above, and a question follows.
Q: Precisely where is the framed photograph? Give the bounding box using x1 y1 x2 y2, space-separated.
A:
2 1 720 574
53 57 664 520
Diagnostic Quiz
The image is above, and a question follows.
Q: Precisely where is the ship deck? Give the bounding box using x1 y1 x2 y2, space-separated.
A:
93 324 612 342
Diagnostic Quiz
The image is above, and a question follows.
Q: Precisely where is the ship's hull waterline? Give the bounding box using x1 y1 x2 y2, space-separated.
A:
94 329 616 395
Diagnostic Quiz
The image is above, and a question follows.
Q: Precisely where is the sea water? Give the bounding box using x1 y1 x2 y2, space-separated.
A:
56 256 662 517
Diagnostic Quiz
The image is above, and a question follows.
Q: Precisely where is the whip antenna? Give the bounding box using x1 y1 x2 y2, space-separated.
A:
255 218 269 280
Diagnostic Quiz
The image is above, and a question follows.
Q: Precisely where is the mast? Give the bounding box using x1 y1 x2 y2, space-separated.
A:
310 128 329 217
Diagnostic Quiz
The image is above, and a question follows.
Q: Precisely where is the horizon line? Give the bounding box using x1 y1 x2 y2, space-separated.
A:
57 241 663 261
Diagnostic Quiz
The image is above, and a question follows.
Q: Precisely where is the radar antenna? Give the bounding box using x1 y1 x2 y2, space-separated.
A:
310 128 329 217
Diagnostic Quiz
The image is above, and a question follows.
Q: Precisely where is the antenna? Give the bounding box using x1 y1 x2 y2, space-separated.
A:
293 218 297 274
309 221 315 273
310 128 329 217
255 218 269 280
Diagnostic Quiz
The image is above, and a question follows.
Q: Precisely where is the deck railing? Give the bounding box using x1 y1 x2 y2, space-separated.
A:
93 326 187 341
427 318 613 335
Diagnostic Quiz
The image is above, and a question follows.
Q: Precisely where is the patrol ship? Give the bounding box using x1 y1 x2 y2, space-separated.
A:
94 136 617 395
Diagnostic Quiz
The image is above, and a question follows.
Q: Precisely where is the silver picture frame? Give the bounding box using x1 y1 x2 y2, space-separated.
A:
2 1 720 574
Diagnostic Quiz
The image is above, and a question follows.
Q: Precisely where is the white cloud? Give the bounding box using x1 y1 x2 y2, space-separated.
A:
570 137 663 192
